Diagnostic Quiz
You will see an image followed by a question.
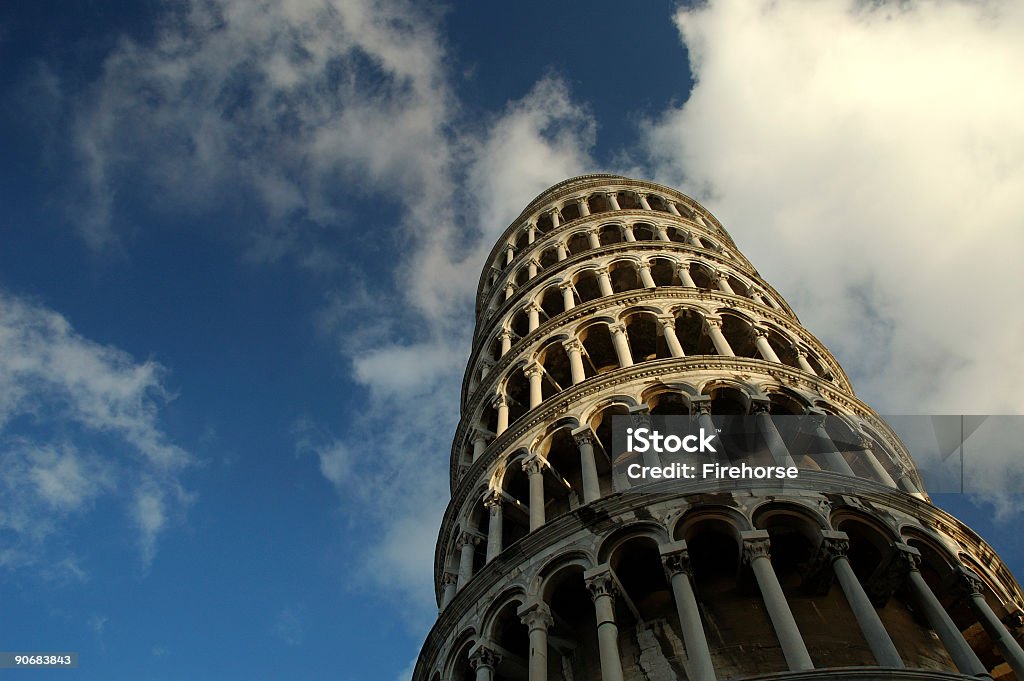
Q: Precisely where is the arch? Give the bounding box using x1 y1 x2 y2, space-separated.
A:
622 309 667 363
674 307 716 355
566 230 591 256
649 257 679 287
537 338 572 400
617 191 640 210
598 222 624 246
538 283 564 320
560 200 581 223
587 192 611 214
632 221 656 241
719 311 758 358
578 322 618 377
608 258 640 293
572 268 602 304
598 521 670 564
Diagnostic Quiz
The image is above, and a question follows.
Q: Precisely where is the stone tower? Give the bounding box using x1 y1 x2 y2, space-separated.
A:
412 175 1024 680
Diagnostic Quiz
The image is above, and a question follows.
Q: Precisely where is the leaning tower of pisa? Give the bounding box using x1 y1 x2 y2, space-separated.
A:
412 175 1024 681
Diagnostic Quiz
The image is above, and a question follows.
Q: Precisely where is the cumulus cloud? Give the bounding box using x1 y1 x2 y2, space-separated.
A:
0 291 192 571
640 0 1024 506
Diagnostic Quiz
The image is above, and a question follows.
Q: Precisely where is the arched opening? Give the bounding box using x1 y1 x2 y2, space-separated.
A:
609 536 685 670
632 222 656 241
766 329 801 369
514 266 530 287
561 202 581 223
617 191 640 210
490 600 529 681
536 213 553 233
588 405 625 496
649 257 678 286
806 353 835 382
686 519 786 675
501 462 532 548
720 313 758 358
505 370 530 425
567 231 590 256
708 385 749 462
539 286 563 320
538 341 572 401
668 226 689 244
545 566 602 681
675 309 715 355
573 270 602 304
579 324 618 377
689 263 715 289
647 194 669 212
624 312 665 362
598 223 623 246
609 260 640 293
510 308 530 339
539 246 560 269
449 640 475 681
726 275 749 297
587 193 610 214
648 391 690 416
759 513 875 667
540 429 583 521
676 202 695 220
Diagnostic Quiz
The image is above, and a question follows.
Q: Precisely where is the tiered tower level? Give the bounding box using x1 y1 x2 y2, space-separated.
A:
414 175 1024 681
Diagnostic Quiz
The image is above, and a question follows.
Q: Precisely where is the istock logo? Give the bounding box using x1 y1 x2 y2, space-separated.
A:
626 427 718 454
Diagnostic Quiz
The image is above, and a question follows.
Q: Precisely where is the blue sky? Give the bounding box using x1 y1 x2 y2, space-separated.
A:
1 1 1023 680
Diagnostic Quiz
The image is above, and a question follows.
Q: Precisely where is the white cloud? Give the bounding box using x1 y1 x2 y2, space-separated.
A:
641 0 1024 506
0 291 192 570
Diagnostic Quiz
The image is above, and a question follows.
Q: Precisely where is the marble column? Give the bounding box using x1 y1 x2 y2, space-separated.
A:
519 603 554 681
655 225 670 241
606 192 621 211
577 197 591 216
957 567 1024 678
743 533 814 670
897 543 988 676
716 273 735 294
470 644 502 681
666 201 681 216
457 531 481 589
818 532 904 667
705 318 735 357
596 268 614 297
659 315 685 358
560 282 576 311
677 264 697 287
527 303 540 333
484 490 503 563
638 262 656 288
753 328 781 362
622 224 636 242
793 347 817 375
500 331 512 356
473 431 488 461
523 455 546 531
549 208 561 229
751 400 795 467
494 394 509 435
556 241 568 261
609 323 634 368
525 362 543 409
584 567 625 681
572 427 602 503
587 229 601 249
807 412 856 476
441 571 458 609
660 541 717 681
563 338 586 385
638 193 652 210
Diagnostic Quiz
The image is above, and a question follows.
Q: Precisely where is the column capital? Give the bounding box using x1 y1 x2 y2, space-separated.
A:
660 540 694 578
558 279 574 291
704 316 723 330
804 530 849 594
750 326 770 339
572 426 597 448
499 329 512 340
469 644 503 671
522 453 547 475
522 301 541 313
523 361 543 378
637 261 651 272
441 571 459 586
482 488 503 510
750 398 772 414
691 397 712 415
562 337 583 353
867 542 920 606
628 405 652 430
490 393 507 409
518 601 554 631
458 530 485 547
954 566 985 598
608 322 627 336
790 344 807 358
676 261 691 271
584 566 619 601
741 530 772 565
656 314 676 328
716 270 731 280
